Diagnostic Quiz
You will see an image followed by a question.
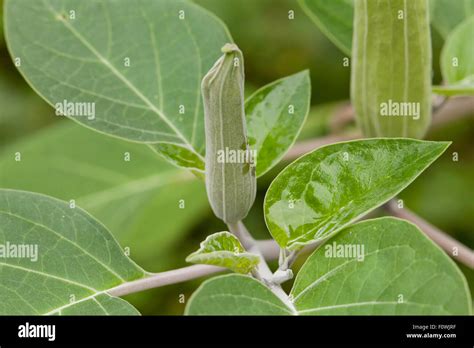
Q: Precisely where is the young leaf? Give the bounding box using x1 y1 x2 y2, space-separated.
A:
185 274 292 315
264 139 450 250
291 217 472 315
430 0 474 39
246 70 311 177
298 0 354 56
0 122 209 272
185 218 471 315
186 232 260 274
434 17 474 96
0 189 146 315
4 0 231 171
351 0 432 138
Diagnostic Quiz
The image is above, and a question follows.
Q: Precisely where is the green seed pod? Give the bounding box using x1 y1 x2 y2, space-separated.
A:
202 43 256 223
351 0 432 138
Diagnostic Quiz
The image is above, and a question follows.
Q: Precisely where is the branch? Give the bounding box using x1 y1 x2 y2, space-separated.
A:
109 97 473 298
385 201 474 268
107 239 281 297
431 96 474 128
284 131 360 161
228 221 297 313
323 96 474 136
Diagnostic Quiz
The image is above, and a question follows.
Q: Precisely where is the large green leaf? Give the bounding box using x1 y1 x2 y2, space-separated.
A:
4 0 231 170
298 0 354 56
246 70 311 177
185 274 292 315
186 232 260 274
0 189 146 315
292 218 471 315
0 122 209 271
264 139 449 250
430 0 474 38
185 218 471 315
434 17 474 96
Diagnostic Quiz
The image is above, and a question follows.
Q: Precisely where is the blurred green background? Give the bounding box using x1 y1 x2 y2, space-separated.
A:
0 0 472 314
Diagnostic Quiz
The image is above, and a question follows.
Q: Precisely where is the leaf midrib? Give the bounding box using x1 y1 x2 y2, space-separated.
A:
286 144 444 248
40 0 202 158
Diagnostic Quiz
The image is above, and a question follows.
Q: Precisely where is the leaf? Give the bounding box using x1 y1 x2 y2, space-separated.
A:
291 217 472 315
0 122 209 272
185 274 291 315
246 70 311 177
0 189 146 315
186 232 260 274
430 0 474 38
4 0 232 170
351 0 432 138
264 138 450 250
185 218 471 315
298 0 354 56
148 143 205 177
434 17 474 96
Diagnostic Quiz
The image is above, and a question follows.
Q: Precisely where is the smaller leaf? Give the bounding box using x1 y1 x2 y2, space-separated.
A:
186 232 260 274
246 70 311 177
298 0 354 56
438 17 474 96
185 219 471 315
430 0 474 39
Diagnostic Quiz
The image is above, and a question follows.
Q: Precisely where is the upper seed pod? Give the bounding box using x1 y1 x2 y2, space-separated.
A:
351 0 432 138
202 43 257 223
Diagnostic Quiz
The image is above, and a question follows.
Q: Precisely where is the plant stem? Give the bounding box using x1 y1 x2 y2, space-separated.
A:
385 200 474 268
107 239 281 297
227 221 297 313
107 264 222 297
110 97 474 300
284 131 360 160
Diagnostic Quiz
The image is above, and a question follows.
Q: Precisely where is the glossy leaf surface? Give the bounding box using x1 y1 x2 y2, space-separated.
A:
264 139 449 249
186 232 260 274
246 70 311 177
